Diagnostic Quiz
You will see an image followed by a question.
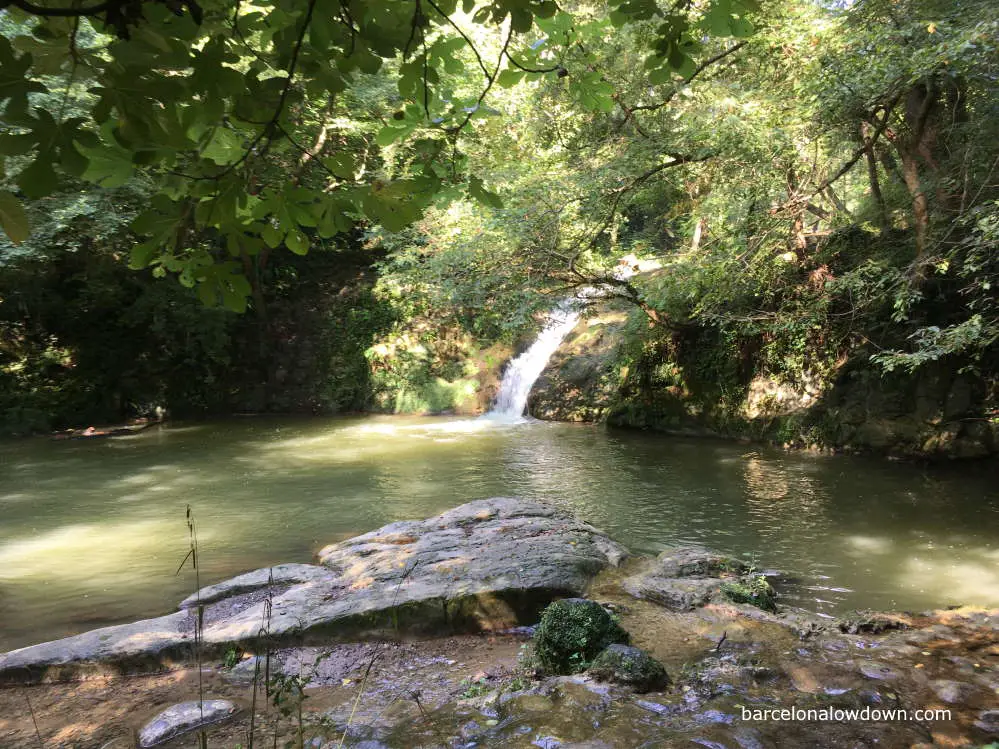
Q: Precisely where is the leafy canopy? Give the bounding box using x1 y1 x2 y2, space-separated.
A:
0 0 759 310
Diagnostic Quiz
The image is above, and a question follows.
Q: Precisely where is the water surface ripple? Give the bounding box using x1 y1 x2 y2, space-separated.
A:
1 415 997 650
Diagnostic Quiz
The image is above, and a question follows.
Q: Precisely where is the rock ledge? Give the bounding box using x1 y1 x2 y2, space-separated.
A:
0 497 625 684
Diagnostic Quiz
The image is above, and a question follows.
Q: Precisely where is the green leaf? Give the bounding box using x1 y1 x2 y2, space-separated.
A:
667 48 688 71
674 53 697 78
202 127 244 166
510 8 533 33
497 69 525 88
729 16 755 38
132 195 184 244
129 240 160 269
17 155 59 199
0 133 36 155
468 175 504 209
362 182 424 232
376 125 409 147
0 190 29 245
78 142 134 188
197 280 217 306
323 152 357 178
647 66 672 85
285 228 309 255
701 5 733 36
261 222 285 249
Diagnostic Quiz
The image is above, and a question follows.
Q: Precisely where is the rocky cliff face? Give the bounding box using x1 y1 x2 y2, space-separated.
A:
527 309 630 423
528 307 998 460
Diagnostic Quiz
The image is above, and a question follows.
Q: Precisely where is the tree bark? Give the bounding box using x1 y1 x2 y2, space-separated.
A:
860 122 889 230
690 217 705 252
888 80 940 259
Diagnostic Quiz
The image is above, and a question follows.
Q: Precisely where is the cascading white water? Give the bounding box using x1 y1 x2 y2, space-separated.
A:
487 300 581 419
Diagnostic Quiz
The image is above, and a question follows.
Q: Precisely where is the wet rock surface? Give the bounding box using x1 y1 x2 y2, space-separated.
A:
0 505 997 748
930 678 977 704
207 497 626 644
0 611 195 684
0 498 625 683
1 591 998 748
138 700 237 747
528 309 630 424
976 707 999 735
530 598 629 675
587 644 669 692
178 563 335 609
622 546 748 611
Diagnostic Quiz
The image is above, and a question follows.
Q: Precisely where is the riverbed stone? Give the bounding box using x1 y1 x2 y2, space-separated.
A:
0 498 626 683
138 699 238 747
651 546 748 578
624 575 724 611
204 498 626 644
621 546 747 611
587 644 669 692
223 654 265 683
856 660 900 680
532 598 630 675
975 708 999 735
929 678 976 704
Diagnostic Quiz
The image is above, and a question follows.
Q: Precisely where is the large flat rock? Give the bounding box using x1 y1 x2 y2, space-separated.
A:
204 497 626 643
0 611 195 684
0 498 626 683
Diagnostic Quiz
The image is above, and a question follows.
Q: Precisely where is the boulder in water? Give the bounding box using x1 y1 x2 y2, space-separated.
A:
622 546 750 612
0 611 195 684
587 644 669 692
530 598 629 675
0 497 626 683
929 679 976 704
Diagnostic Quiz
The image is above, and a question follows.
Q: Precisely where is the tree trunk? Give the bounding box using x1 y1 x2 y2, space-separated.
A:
861 122 889 229
888 80 941 260
786 168 807 261
824 185 852 219
690 217 705 252
900 153 930 257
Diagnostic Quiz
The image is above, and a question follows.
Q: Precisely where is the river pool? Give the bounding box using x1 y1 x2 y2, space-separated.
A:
1 415 997 651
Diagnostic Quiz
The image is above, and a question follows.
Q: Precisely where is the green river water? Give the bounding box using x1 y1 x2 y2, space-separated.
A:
1 415 997 652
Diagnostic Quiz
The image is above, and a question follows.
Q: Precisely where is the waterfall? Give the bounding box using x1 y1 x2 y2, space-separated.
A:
488 300 581 419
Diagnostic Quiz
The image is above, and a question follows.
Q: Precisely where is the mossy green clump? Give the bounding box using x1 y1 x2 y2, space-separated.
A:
588 644 669 693
721 574 778 613
532 598 630 675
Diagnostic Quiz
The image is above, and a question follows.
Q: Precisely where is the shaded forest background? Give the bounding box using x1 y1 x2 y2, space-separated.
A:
0 0 996 457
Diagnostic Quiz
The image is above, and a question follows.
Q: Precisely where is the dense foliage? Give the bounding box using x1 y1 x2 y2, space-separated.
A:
1 0 996 442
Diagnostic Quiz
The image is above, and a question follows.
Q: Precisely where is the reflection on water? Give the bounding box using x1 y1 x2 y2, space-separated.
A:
1 415 997 650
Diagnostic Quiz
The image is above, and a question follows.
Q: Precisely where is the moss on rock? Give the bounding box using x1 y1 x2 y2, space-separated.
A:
587 644 669 692
721 574 778 613
532 598 629 675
